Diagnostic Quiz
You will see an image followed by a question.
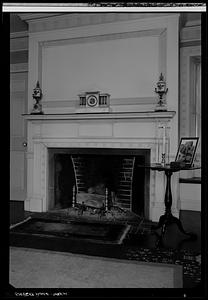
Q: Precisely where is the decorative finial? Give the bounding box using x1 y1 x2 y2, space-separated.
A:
159 73 164 81
31 81 44 114
154 73 168 112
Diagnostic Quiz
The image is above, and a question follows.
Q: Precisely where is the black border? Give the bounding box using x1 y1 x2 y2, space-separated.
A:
3 3 208 299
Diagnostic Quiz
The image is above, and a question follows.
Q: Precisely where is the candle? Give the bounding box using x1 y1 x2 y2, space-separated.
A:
162 125 166 154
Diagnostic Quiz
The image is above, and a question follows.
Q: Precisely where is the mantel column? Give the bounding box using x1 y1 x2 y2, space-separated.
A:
25 142 48 212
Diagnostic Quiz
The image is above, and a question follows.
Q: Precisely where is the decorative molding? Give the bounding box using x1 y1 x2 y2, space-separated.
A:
38 42 43 86
10 63 28 73
185 19 201 27
28 14 179 40
179 46 201 137
18 12 172 33
41 139 158 149
180 40 201 48
10 50 28 66
40 28 163 48
180 25 201 42
10 36 28 52
10 31 28 39
17 13 64 21
37 27 165 106
23 111 176 121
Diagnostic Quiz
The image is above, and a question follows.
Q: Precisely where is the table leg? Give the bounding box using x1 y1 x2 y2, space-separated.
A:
152 170 196 238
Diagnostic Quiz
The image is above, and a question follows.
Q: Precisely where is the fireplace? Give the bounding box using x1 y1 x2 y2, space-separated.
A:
48 148 150 216
24 111 177 222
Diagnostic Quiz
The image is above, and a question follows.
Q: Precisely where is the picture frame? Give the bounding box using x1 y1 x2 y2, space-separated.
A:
175 137 199 167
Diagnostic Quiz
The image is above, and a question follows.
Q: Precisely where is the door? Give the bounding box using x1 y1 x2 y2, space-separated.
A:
10 71 28 201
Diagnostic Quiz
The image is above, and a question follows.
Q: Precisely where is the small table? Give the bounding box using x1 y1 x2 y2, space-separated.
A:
140 163 201 238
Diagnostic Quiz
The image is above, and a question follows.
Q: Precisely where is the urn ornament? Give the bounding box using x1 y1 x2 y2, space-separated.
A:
31 81 44 114
154 73 168 112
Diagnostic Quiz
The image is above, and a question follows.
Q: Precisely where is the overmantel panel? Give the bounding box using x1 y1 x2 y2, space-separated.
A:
28 14 179 114
41 35 159 101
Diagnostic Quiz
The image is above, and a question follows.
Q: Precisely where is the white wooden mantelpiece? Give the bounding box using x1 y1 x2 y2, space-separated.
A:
23 109 177 221
23 111 176 121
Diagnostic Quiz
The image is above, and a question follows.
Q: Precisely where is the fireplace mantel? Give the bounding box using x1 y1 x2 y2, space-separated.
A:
24 108 179 222
23 111 176 121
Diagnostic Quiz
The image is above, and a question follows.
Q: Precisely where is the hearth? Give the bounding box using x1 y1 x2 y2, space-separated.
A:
48 148 150 217
10 217 132 244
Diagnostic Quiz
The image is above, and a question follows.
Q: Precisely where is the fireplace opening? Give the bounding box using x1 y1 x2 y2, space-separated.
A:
48 148 150 217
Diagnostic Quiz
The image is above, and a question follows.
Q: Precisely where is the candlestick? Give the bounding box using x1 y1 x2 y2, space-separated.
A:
158 123 170 165
161 153 166 166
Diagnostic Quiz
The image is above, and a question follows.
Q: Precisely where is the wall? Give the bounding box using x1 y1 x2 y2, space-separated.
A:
10 16 29 202
179 14 201 211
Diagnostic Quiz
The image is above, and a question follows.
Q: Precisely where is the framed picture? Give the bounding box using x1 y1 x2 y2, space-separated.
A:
175 137 199 167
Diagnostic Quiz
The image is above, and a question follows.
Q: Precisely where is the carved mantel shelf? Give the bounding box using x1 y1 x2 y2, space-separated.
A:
23 111 176 121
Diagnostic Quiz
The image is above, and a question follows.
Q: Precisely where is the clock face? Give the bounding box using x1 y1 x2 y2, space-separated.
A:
86 95 98 107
